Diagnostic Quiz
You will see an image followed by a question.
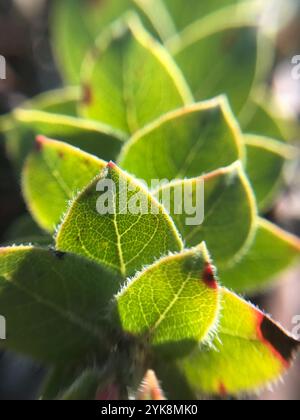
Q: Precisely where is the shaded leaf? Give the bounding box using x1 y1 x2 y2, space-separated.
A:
3 214 52 246
163 0 244 32
245 135 294 211
79 15 192 134
154 162 257 267
219 218 300 293
116 244 220 357
0 246 120 364
56 163 183 277
22 137 106 233
119 97 243 185
177 288 300 396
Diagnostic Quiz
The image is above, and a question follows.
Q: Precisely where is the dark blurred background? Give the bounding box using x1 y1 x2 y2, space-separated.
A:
0 0 299 400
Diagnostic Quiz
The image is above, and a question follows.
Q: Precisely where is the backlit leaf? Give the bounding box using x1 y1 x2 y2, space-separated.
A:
56 163 183 277
169 7 259 113
153 162 257 267
219 218 300 293
177 288 300 396
116 244 220 357
22 137 106 233
119 97 243 185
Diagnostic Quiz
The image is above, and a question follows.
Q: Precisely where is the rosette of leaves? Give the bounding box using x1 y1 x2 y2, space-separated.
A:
0 2 300 400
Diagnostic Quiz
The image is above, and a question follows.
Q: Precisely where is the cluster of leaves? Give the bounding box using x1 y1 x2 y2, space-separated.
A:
0 0 300 400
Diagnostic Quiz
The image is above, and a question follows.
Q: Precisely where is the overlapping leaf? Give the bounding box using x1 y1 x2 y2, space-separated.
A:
219 218 300 293
56 163 183 277
168 6 259 113
176 288 300 396
0 246 120 364
79 16 192 134
245 135 294 211
116 244 220 357
6 109 124 172
153 162 256 266
119 98 243 185
22 137 106 233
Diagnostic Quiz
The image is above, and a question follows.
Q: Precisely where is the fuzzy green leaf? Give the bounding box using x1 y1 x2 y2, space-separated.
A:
79 16 192 134
245 135 294 211
0 246 120 364
169 8 258 113
119 98 243 185
154 162 256 267
177 288 300 396
22 137 106 233
219 218 300 293
56 163 183 277
116 244 220 357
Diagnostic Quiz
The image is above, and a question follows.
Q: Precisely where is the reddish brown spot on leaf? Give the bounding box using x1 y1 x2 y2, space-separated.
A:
35 135 47 151
202 263 218 290
218 382 227 397
256 312 300 368
82 84 93 105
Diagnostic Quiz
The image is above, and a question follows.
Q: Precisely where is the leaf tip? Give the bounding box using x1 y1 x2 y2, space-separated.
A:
82 84 93 106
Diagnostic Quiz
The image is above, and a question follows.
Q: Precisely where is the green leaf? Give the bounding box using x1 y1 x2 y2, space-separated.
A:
0 246 120 364
241 100 286 142
245 135 294 211
3 215 52 246
219 218 300 293
116 244 220 357
169 7 258 113
56 162 183 277
119 97 243 185
163 0 244 32
153 162 257 267
79 15 192 134
21 87 80 116
177 288 300 396
22 137 106 233
7 109 125 172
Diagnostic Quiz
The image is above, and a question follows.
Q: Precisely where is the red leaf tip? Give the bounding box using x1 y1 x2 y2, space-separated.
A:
35 135 47 151
202 263 218 290
107 161 117 169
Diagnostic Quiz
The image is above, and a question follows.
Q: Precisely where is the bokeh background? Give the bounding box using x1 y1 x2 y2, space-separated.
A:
0 0 299 400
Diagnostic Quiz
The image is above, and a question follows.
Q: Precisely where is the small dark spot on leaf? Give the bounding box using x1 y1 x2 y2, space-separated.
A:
82 84 93 105
49 247 66 260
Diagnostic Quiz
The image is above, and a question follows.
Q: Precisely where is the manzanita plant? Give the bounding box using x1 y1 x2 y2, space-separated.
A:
0 0 300 400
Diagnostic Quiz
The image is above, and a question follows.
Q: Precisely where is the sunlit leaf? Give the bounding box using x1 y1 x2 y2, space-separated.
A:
79 15 192 134
119 97 243 185
22 137 106 233
116 244 220 357
56 163 183 277
219 218 300 293
177 288 300 396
